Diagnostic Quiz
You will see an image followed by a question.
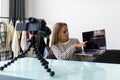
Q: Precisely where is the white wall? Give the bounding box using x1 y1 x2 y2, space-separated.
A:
0 0 1 16
26 0 120 49
1 0 9 17
0 0 9 24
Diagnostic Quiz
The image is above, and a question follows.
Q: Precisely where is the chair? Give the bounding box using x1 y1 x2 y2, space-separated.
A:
44 47 57 59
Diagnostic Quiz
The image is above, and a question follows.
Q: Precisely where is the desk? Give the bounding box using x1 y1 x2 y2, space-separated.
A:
0 57 120 80
74 52 95 61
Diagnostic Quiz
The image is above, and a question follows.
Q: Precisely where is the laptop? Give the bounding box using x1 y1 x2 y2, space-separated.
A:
82 29 106 54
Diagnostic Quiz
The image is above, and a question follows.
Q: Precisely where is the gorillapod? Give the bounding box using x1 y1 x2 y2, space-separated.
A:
0 34 55 77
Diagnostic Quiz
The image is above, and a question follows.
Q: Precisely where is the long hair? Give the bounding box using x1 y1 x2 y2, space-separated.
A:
50 22 67 46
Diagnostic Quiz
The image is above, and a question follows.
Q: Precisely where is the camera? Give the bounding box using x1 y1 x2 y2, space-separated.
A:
16 17 51 37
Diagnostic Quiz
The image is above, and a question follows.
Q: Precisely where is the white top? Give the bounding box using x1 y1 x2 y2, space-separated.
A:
51 38 82 60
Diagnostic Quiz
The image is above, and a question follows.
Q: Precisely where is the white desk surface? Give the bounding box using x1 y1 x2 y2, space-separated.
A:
0 57 120 80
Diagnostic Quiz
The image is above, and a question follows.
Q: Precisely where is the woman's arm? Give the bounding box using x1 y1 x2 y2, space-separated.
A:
51 38 86 60
51 45 76 60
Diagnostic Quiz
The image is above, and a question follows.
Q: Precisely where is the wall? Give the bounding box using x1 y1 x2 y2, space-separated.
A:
26 0 120 49
1 0 9 17
0 0 2 16
0 0 9 24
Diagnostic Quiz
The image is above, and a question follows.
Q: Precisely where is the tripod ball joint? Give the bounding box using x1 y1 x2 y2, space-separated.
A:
47 68 51 72
50 71 55 77
4 64 8 68
8 62 11 65
44 64 48 69
0 67 4 70
14 57 18 60
46 68 55 77
41 61 46 66
40 59 44 62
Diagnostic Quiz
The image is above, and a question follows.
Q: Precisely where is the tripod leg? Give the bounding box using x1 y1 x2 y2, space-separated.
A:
34 47 55 77
0 42 32 71
0 35 55 77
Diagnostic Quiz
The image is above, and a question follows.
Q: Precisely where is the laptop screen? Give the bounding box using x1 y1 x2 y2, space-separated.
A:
82 29 106 51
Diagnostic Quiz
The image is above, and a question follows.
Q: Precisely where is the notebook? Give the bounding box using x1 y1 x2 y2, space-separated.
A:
82 29 106 54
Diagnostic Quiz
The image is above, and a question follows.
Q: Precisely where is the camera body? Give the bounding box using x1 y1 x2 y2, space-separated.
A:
16 17 51 37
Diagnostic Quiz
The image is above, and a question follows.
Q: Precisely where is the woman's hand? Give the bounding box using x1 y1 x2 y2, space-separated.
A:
73 41 87 48
98 50 106 55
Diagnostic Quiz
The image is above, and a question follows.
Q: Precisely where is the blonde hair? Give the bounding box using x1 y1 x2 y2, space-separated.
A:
51 22 67 46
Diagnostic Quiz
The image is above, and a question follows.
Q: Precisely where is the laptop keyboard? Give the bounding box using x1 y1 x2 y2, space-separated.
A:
84 49 99 52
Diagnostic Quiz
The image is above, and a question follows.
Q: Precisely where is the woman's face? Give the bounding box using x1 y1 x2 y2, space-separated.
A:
59 25 69 43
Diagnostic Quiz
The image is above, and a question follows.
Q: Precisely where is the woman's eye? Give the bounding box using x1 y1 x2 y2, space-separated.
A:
64 31 67 34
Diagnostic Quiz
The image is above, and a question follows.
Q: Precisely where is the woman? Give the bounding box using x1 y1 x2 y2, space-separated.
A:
51 22 87 60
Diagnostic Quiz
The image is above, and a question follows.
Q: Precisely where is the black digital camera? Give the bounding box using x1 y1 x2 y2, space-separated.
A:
16 17 51 37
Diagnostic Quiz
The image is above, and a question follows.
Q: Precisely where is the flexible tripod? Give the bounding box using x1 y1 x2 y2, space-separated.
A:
0 34 55 77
